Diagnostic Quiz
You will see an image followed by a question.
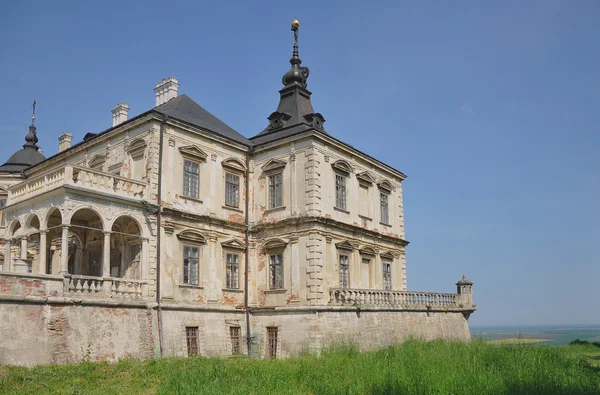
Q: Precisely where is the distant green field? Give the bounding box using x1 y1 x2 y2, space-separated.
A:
1 340 599 394
472 326 600 345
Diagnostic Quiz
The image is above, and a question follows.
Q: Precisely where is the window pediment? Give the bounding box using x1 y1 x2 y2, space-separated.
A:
263 238 287 251
359 246 377 257
356 171 376 186
262 159 287 173
380 251 395 260
332 160 352 175
89 153 106 169
179 145 208 162
128 138 147 159
177 230 207 244
335 240 354 251
378 180 394 193
222 158 246 173
221 238 245 250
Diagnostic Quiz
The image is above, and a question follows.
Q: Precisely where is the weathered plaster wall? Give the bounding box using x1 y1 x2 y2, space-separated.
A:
0 301 157 367
249 310 471 358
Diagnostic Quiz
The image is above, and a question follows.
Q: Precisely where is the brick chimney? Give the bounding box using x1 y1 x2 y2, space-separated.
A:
112 103 129 127
154 77 179 106
58 132 72 152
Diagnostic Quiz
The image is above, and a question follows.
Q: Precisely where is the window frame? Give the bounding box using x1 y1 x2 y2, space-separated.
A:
267 326 278 359
382 259 392 290
183 245 200 286
269 252 284 290
225 252 240 289
380 192 390 225
335 173 347 211
230 326 242 355
268 173 283 209
225 172 240 208
339 253 350 289
183 159 200 199
185 326 199 356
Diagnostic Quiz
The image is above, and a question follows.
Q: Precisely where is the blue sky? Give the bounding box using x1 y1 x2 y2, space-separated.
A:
1 1 598 327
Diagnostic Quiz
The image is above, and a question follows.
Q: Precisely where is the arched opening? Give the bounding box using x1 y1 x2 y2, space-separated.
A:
110 216 143 279
25 215 41 274
3 220 21 271
68 208 104 276
46 208 63 274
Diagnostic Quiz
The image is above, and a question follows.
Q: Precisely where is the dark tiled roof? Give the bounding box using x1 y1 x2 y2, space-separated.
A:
155 94 251 146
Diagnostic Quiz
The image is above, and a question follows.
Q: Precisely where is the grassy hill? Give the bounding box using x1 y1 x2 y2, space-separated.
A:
1 340 598 394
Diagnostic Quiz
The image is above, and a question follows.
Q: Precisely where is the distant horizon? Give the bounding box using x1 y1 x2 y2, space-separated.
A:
470 323 600 329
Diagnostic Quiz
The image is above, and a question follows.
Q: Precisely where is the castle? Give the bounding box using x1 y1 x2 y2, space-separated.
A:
0 21 475 366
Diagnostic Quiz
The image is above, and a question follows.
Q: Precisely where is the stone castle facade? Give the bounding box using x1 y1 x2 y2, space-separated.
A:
0 23 475 366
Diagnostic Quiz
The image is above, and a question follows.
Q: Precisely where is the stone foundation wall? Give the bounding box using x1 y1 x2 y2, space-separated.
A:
0 302 470 366
0 301 157 366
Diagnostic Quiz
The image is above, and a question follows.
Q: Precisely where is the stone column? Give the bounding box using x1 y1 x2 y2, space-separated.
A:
13 236 30 273
38 230 47 274
103 231 111 277
59 226 69 274
20 237 27 260
3 240 11 272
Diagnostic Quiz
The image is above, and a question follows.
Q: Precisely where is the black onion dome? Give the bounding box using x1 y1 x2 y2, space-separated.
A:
0 123 46 174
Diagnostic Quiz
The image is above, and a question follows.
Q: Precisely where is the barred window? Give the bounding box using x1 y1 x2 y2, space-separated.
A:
383 261 392 290
226 253 239 289
380 192 389 224
269 253 283 289
186 326 199 356
230 327 242 355
225 173 240 207
339 254 350 289
268 173 283 209
267 327 278 359
335 174 347 210
183 246 199 285
183 160 200 198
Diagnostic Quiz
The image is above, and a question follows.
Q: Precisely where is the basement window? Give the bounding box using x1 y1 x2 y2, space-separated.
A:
267 327 278 359
230 326 242 355
186 326 199 356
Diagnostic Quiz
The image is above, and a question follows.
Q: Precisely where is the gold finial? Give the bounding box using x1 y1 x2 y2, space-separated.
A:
291 19 300 31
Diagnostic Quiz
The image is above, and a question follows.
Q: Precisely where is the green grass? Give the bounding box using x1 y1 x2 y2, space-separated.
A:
1 340 599 394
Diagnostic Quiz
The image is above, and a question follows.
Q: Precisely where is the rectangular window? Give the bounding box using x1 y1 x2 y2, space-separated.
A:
230 327 242 355
269 253 283 289
361 257 370 265
268 173 283 209
226 253 239 289
186 326 199 356
335 174 347 210
183 160 200 199
225 173 240 207
267 327 278 359
339 254 350 289
383 261 392 290
183 246 199 285
380 193 389 224
0 199 6 227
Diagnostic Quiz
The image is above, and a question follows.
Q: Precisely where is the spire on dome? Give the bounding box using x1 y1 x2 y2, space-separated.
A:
24 100 39 150
282 19 310 88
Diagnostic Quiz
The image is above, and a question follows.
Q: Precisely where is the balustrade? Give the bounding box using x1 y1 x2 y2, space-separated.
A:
329 288 461 310
8 164 148 205
63 275 147 299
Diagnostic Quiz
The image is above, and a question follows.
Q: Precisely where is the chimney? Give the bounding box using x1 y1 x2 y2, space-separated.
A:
58 132 72 152
112 103 129 127
154 77 179 106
